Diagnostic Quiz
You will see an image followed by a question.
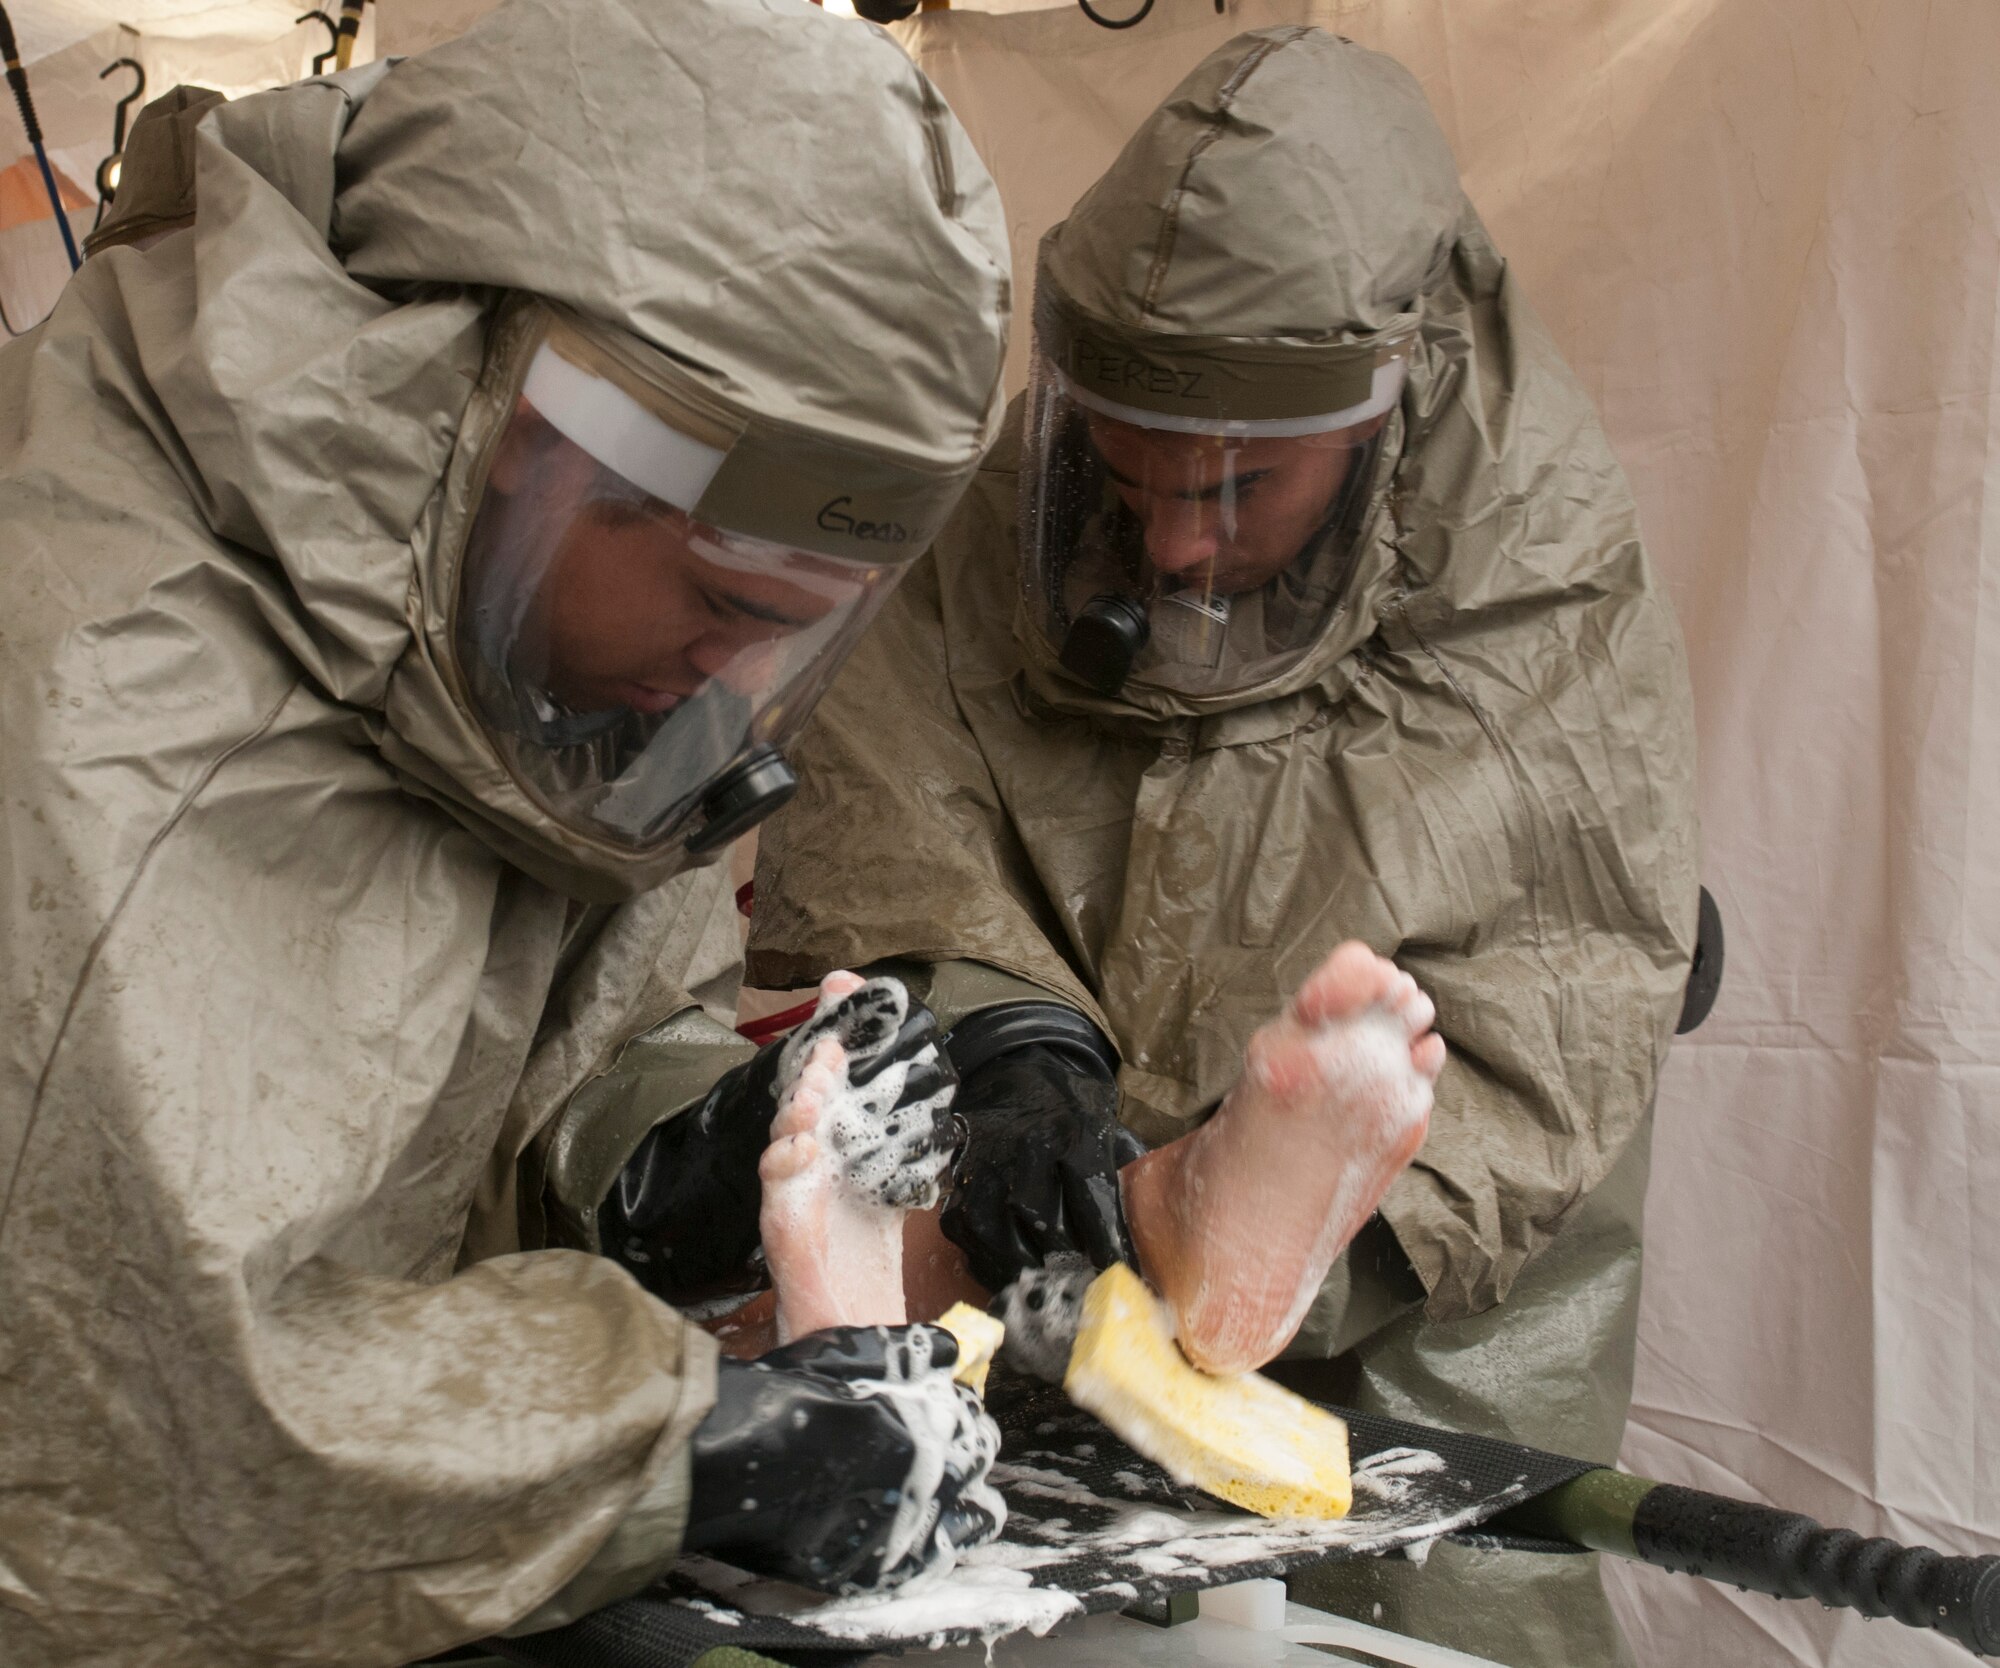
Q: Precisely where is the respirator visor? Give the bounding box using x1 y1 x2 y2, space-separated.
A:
454 308 908 854
1021 292 1413 699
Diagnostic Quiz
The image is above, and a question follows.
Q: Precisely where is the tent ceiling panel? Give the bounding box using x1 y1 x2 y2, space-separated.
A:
14 0 307 66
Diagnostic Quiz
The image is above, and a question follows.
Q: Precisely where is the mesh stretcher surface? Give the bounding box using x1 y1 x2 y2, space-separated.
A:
491 1372 1594 1668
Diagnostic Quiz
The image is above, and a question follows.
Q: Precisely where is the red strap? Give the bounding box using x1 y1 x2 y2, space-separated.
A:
736 998 817 1046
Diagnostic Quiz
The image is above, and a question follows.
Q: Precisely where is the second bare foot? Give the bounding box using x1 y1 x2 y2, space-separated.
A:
1122 942 1443 1376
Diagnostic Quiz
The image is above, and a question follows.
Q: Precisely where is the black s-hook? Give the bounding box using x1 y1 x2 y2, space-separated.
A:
297 10 339 76
1079 0 1224 25
1077 0 1156 29
93 57 144 221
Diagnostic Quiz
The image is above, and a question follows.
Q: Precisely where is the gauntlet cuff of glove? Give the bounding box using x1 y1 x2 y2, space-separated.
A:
595 1038 787 1302
857 957 1093 1035
941 1035 1145 1291
543 1007 760 1254
943 999 1118 1086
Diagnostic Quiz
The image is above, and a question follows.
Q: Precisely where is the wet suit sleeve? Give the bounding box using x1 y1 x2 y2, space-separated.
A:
1375 925 1680 1323
0 719 719 1666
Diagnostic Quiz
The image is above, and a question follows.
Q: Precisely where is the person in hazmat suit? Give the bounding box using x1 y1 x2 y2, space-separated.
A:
0 0 1017 1661
746 27 1700 1668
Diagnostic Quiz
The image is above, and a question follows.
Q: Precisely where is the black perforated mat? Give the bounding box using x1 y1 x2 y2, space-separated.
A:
490 1370 1594 1668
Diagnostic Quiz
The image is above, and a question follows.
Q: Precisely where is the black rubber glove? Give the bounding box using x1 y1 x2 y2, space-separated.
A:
685 1325 1004 1593
601 980 956 1303
938 1003 1145 1294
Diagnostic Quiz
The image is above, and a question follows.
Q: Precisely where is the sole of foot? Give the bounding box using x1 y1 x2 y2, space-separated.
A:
1122 941 1443 1377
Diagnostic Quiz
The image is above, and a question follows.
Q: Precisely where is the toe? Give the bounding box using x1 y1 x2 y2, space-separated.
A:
769 1090 818 1139
1411 1031 1447 1081
1242 1022 1317 1101
796 1035 846 1096
1394 981 1437 1039
773 1041 843 1137
819 969 866 1004
1294 941 1397 1025
760 1130 819 1183
800 1032 848 1096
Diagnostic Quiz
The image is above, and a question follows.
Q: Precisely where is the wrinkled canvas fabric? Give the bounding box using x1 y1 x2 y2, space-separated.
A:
0 0 1008 1662
751 28 1701 1324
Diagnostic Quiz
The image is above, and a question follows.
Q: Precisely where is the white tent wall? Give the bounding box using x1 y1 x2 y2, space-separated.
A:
893 2 2000 1663
3 12 378 182
0 196 89 333
11 0 317 66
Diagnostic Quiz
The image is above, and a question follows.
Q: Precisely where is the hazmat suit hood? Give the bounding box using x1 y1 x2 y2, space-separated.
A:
104 0 1011 901
1018 27 1466 722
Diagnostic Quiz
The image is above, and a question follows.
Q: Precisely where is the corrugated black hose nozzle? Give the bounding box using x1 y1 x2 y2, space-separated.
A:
1497 1468 2000 1658
1631 1484 2000 1658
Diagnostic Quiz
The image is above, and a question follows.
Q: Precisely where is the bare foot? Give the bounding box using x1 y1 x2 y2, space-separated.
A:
757 974 956 1344
1121 942 1443 1376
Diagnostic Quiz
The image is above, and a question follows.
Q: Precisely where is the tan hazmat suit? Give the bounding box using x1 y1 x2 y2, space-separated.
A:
0 1 1008 1663
750 29 1698 1667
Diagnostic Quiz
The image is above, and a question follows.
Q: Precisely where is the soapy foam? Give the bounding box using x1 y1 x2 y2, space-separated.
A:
671 1597 741 1626
804 1564 1081 1644
996 1256 1093 1385
1350 1446 1447 1505
673 1553 1081 1650
774 978 956 1211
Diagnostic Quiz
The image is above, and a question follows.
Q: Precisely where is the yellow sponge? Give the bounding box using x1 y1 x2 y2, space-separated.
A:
937 1300 1006 1398
1063 1263 1352 1520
